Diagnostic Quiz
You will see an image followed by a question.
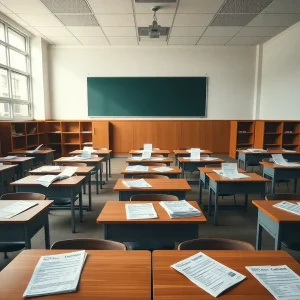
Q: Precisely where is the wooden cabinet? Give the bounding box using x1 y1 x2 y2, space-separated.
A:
92 121 110 149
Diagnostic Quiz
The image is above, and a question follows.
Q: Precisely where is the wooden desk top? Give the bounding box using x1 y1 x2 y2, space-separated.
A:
259 161 300 169
9 149 55 154
54 157 104 163
252 200 300 223
0 164 18 172
121 166 182 175
10 175 85 187
29 165 95 175
178 157 224 163
0 200 53 224
207 172 270 183
0 157 35 163
129 150 170 155
198 167 246 174
97 201 206 224
0 250 151 300
113 179 191 192
237 149 300 155
69 149 112 155
152 250 300 300
173 150 213 155
126 157 173 164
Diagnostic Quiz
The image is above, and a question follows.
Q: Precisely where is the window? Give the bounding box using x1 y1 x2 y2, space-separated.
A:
0 20 31 119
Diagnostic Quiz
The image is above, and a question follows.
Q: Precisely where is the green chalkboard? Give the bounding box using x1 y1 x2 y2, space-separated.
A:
87 77 207 117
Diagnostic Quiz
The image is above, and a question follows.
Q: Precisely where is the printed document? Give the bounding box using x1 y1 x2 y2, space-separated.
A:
190 148 201 160
150 157 164 161
141 150 152 160
272 154 300 167
0 163 3 166
26 144 43 153
83 146 96 153
144 143 152 151
2 156 17 159
282 150 296 153
23 251 87 298
273 201 300 216
152 167 173 172
0 201 38 219
36 167 77 187
122 178 152 188
246 265 300 300
125 203 158 220
160 200 201 218
171 252 246 297
201 157 219 161
246 149 266 153
125 165 149 172
40 166 61 172
221 163 249 179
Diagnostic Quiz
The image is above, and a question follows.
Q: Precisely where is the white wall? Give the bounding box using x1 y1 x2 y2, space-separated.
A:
259 22 300 120
48 46 256 120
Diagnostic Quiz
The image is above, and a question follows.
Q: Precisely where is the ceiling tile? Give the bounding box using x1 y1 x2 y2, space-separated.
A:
211 13 257 26
40 0 91 13
227 36 263 45
48 36 81 44
102 27 136 37
77 36 109 45
247 13 300 26
134 2 176 14
66 26 104 36
263 0 300 13
135 14 174 27
56 14 98 26
203 26 242 36
0 0 50 13
220 0 274 13
33 26 73 37
170 26 206 37
0 3 13 14
87 0 133 13
108 37 138 45
174 14 215 26
168 36 199 45
237 26 286 36
17 14 63 26
95 14 134 26
5 13 31 27
197 36 232 45
178 0 224 13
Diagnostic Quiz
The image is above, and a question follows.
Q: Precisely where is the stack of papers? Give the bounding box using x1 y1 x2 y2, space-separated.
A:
26 144 43 153
246 149 266 153
150 157 164 161
272 154 300 167
122 179 152 188
23 251 87 298
83 146 96 153
39 166 60 172
141 150 151 160
125 165 149 172
0 201 38 219
125 203 158 220
160 200 201 218
144 143 152 151
0 163 3 167
201 157 219 161
246 265 300 299
36 167 77 187
190 148 201 159
152 166 173 172
2 156 17 160
282 149 296 153
171 252 246 298
217 163 249 179
273 201 300 216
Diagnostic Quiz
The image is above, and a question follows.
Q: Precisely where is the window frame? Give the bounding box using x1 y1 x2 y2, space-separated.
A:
0 19 32 120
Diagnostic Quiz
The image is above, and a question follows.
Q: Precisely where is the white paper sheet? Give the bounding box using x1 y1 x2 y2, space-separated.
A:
246 265 300 300
36 167 77 187
152 167 173 172
273 201 300 216
171 252 246 298
190 148 201 160
143 143 152 151
150 157 164 161
201 157 219 161
282 150 297 153
221 163 249 179
0 163 3 166
272 154 300 167
81 149 92 159
40 166 61 171
125 203 158 219
246 149 266 153
160 200 201 218
26 144 43 153
141 150 152 160
122 179 152 188
0 201 38 219
2 156 17 160
23 251 87 298
125 165 149 172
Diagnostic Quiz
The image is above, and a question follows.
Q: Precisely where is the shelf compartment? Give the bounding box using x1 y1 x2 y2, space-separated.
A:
282 134 299 146
12 135 26 150
237 121 254 133
264 122 283 133
264 133 282 146
47 133 61 144
81 132 92 145
46 121 61 133
61 122 80 133
37 122 46 134
283 122 300 134
62 133 80 144
62 144 80 156
80 121 92 133
39 134 46 145
26 122 38 135
27 135 38 147
11 122 26 136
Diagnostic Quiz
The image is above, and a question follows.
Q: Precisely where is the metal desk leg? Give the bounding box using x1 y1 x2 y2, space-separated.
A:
272 176 276 194
44 218 50 249
70 190 76 233
256 222 262 250
100 164 103 189
208 188 212 216
244 194 248 212
95 168 99 194
24 227 32 249
106 159 109 181
109 156 111 177
214 191 219 226
294 178 298 194
88 180 92 211
79 191 83 222
275 225 282 250
199 179 202 205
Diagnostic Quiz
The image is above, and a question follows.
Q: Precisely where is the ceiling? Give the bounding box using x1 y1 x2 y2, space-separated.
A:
0 0 300 46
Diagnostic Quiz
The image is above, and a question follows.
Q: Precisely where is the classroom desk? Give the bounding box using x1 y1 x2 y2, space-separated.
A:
0 157 35 178
129 149 170 157
237 149 300 170
121 165 182 178
9 149 55 166
253 200 300 250
0 164 17 196
207 173 269 225
198 167 246 204
69 149 112 181
173 149 213 165
11 176 85 233
54 156 104 193
126 157 173 166
0 250 151 300
0 200 53 249
113 178 191 201
260 161 300 194
97 201 205 244
152 250 300 300
29 166 95 211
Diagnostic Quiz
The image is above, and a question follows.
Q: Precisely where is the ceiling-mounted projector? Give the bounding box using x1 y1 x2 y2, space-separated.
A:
149 6 161 38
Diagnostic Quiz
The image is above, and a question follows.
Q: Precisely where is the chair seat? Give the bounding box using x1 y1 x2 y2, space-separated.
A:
0 242 25 253
281 240 300 251
50 196 79 206
127 242 175 251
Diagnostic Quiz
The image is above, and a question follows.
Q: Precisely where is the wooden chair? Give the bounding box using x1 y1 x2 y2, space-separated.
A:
132 174 169 179
130 194 178 201
142 162 167 167
178 238 255 250
51 239 126 250
0 192 46 259
265 193 300 201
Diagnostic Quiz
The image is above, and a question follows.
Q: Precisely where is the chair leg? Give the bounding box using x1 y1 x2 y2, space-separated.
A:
4 252 8 259
233 194 237 206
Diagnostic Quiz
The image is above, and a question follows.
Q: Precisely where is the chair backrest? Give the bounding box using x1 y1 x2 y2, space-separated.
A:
178 238 255 250
265 193 300 201
267 147 285 151
62 163 87 167
132 174 169 179
139 147 160 150
141 162 167 166
130 194 178 201
1 192 46 200
205 163 222 168
178 147 190 150
51 239 126 250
